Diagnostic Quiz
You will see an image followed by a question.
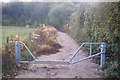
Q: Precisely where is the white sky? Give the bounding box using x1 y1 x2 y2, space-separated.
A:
0 0 32 3
0 0 10 3
0 0 119 3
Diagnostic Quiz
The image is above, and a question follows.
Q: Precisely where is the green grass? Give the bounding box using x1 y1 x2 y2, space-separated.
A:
1 26 34 45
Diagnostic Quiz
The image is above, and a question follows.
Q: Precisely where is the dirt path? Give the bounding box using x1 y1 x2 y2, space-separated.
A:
16 31 103 78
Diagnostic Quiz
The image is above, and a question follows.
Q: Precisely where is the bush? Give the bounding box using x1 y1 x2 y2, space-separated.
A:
106 61 120 78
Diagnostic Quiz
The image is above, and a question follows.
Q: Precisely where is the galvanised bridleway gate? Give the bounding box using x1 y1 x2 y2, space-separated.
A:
15 40 106 67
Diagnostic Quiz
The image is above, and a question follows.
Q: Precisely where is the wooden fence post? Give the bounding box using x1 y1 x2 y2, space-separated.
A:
5 37 9 65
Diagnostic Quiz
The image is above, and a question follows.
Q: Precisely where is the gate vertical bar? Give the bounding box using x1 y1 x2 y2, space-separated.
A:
90 44 92 56
15 41 21 65
100 42 106 67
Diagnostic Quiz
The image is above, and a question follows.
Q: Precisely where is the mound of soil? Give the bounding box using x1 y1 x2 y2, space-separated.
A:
30 26 63 57
36 41 63 56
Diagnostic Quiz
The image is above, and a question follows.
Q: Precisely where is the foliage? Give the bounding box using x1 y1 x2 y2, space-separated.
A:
2 26 34 77
2 2 50 26
65 2 120 78
2 2 76 29
2 25 62 77
48 3 76 29
2 2 120 78
29 25 62 56
106 61 120 78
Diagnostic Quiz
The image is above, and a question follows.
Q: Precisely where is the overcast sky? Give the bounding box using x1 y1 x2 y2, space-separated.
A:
0 0 119 3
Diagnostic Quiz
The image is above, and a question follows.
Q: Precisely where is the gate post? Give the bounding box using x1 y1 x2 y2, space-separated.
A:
90 44 92 56
15 41 21 65
100 42 106 67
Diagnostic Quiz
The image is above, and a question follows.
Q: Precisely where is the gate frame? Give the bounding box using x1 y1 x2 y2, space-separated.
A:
68 42 106 67
15 41 106 67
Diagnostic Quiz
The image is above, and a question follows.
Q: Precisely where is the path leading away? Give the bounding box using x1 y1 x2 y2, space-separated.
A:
16 31 103 78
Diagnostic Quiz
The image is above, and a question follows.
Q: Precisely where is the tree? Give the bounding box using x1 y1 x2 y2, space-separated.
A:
48 3 76 29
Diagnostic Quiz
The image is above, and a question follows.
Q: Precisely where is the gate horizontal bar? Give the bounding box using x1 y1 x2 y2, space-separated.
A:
20 60 70 65
84 42 105 45
70 52 102 64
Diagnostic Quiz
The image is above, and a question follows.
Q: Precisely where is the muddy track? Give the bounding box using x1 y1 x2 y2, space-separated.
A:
16 31 103 78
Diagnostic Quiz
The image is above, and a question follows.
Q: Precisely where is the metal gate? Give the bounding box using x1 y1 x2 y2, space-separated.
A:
15 41 106 67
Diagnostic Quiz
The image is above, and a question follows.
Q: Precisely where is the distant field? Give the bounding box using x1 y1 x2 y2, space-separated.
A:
2 26 34 45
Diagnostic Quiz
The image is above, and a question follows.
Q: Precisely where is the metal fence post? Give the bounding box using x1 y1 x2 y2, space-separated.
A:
100 42 106 67
15 41 21 65
90 44 92 56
